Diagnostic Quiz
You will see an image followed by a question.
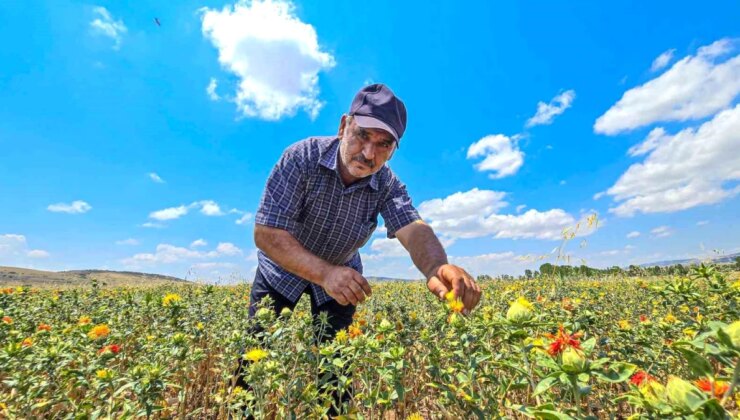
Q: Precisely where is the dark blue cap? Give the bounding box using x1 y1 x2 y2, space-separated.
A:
349 84 407 148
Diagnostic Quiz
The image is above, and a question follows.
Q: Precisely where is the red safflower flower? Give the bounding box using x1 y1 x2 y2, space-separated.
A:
37 323 52 332
639 314 648 323
98 344 121 355
544 325 582 356
695 378 729 398
630 370 657 386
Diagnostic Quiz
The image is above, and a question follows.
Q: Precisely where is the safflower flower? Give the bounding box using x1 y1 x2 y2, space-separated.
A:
2 316 12 324
162 293 182 307
98 344 121 355
78 315 92 325
21 337 33 347
88 324 111 340
695 378 729 398
630 370 657 386
243 348 268 363
37 323 52 332
544 325 582 356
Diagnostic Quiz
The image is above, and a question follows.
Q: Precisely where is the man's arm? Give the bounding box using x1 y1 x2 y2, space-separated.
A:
395 220 482 312
254 224 371 305
394 220 447 280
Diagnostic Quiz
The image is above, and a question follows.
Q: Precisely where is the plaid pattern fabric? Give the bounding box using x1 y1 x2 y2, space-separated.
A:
255 136 422 305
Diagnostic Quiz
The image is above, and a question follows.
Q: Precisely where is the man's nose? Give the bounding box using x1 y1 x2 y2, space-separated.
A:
362 141 376 161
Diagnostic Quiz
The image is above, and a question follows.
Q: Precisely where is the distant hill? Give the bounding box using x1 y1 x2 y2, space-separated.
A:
0 266 190 288
639 252 740 268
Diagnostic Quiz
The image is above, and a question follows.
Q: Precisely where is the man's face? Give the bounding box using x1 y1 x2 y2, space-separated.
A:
337 115 397 180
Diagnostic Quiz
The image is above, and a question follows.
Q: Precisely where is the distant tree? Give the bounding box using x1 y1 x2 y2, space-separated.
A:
735 256 740 270
524 269 533 279
540 263 555 276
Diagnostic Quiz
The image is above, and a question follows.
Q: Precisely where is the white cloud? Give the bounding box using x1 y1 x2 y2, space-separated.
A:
235 213 253 225
696 220 710 226
90 6 127 50
149 205 189 221
650 48 675 72
417 188 592 241
627 127 670 157
606 105 740 217
27 250 50 259
215 242 242 256
526 90 576 127
0 234 49 263
206 78 220 101
467 135 524 179
116 238 139 246
626 231 641 239
148 172 165 183
516 204 527 213
198 200 224 216
47 200 92 214
191 239 208 248
141 222 166 229
369 238 407 258
122 241 243 266
650 226 673 238
200 0 335 120
594 38 740 135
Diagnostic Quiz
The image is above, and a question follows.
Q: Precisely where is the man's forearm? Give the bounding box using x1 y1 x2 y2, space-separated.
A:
403 222 448 280
254 224 333 286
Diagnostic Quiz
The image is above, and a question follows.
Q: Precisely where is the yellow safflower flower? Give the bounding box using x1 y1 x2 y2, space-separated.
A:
243 348 268 363
88 324 111 340
162 293 182 307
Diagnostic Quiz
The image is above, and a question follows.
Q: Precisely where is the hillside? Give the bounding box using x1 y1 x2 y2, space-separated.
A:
0 266 190 288
638 252 740 268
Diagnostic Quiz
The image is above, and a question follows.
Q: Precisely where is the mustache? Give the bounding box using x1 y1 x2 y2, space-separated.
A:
353 156 374 168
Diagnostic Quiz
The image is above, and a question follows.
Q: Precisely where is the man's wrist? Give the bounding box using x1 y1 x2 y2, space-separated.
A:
425 263 447 281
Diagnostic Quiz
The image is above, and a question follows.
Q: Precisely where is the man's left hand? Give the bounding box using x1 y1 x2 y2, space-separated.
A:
426 264 482 314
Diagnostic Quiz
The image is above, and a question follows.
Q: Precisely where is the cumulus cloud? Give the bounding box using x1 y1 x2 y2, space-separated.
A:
626 231 641 239
27 250 50 259
47 200 92 214
606 105 740 217
650 226 673 238
200 0 335 120
0 234 50 263
141 222 165 229
116 238 139 246
467 135 524 179
190 239 208 248
149 205 189 221
595 38 740 135
90 6 127 50
417 188 592 241
526 90 576 127
149 172 165 183
122 242 243 266
650 48 675 72
235 213 253 225
148 200 229 221
206 78 220 101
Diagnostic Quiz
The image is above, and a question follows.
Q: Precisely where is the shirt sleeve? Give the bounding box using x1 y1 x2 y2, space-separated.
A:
254 148 306 233
380 175 422 239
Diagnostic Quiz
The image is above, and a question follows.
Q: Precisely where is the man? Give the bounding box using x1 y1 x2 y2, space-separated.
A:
237 83 482 413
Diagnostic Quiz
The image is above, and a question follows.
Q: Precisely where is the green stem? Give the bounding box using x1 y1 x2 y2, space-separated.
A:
721 358 740 406
569 374 582 417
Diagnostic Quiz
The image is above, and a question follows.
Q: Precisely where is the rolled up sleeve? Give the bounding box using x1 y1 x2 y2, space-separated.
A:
380 176 422 239
255 149 306 233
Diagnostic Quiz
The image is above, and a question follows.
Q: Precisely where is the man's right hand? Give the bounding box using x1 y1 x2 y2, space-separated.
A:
320 266 372 306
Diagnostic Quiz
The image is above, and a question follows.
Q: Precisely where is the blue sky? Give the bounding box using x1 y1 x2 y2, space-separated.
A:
1 0 738 281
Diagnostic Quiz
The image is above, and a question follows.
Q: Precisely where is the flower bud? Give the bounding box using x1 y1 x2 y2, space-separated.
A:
724 321 740 348
279 307 292 318
561 347 587 373
666 376 704 412
506 297 534 324
255 307 274 323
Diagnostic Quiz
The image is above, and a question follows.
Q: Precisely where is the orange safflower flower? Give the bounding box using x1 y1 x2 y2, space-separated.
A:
78 316 92 325
98 344 121 355
630 370 657 386
1 316 12 324
695 378 729 398
88 324 111 340
21 337 33 347
544 325 582 356
37 323 52 332
348 324 362 339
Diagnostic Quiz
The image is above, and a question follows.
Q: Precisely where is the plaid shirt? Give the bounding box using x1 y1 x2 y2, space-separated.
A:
254 136 422 305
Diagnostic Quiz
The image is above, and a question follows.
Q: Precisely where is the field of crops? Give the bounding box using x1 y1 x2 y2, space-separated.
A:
1 265 739 419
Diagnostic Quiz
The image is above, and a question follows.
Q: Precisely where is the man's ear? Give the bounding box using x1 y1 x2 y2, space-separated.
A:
337 115 348 138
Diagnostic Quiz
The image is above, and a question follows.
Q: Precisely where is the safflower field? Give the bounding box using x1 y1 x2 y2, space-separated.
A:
1 264 739 419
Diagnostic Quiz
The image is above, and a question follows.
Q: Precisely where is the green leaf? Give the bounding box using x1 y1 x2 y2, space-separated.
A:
530 409 576 420
675 347 713 377
533 375 559 396
593 362 636 383
581 337 596 355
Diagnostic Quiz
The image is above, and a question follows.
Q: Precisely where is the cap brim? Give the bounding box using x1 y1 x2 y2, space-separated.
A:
353 115 399 146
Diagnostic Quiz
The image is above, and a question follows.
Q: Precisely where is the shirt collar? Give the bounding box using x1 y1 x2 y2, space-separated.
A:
319 137 379 191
